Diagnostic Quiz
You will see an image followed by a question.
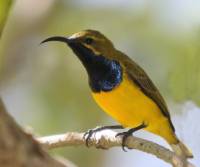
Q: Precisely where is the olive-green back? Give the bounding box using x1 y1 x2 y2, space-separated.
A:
115 51 175 131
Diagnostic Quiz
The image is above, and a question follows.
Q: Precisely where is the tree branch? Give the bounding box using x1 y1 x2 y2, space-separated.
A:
0 98 74 167
38 130 195 167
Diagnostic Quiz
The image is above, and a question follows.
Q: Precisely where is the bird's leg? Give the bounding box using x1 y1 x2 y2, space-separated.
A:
116 123 147 152
84 125 124 147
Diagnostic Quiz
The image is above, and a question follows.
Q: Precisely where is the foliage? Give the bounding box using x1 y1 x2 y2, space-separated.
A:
0 0 13 37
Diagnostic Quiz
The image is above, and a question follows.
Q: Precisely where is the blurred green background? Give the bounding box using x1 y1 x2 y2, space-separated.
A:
0 0 200 167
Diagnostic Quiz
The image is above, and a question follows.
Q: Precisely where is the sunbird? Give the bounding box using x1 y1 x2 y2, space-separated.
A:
41 30 193 158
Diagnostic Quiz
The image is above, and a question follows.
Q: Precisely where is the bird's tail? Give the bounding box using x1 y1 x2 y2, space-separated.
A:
170 141 193 159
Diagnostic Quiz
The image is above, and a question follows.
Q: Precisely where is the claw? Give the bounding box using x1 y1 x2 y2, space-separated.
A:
115 132 125 137
115 123 147 152
83 129 94 147
116 132 129 152
83 125 124 148
83 131 89 139
122 144 127 152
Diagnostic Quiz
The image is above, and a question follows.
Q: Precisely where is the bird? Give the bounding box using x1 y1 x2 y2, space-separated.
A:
41 29 193 159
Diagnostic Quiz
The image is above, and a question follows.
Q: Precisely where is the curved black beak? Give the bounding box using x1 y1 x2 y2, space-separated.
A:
40 36 71 45
40 35 95 72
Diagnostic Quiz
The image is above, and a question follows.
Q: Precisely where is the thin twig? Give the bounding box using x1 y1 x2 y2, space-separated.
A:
38 130 195 167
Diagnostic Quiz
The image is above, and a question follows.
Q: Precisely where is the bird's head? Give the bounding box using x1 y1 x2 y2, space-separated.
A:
41 29 115 58
41 30 122 92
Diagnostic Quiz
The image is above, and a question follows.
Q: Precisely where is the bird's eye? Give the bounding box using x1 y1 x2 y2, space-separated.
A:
85 37 93 45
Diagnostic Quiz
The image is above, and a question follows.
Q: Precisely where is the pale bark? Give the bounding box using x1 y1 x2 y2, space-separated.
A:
38 130 195 167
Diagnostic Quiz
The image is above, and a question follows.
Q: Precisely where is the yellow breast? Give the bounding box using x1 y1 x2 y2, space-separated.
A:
92 73 176 143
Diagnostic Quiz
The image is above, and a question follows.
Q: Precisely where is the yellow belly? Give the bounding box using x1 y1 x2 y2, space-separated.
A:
92 74 177 144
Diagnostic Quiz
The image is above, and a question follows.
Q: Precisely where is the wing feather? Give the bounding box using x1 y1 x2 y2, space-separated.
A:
118 53 175 131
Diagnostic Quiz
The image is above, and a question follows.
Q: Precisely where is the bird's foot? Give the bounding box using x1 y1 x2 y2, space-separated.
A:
115 123 147 152
83 125 124 147
83 128 97 147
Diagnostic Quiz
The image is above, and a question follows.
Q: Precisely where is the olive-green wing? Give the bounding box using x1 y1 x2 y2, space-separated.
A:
120 54 175 131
